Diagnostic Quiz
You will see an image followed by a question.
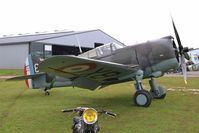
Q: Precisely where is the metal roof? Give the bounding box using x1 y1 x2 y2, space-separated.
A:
0 30 74 44
0 30 108 44
0 29 124 48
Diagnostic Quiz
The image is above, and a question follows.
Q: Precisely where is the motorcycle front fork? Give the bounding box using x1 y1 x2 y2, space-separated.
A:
72 117 99 133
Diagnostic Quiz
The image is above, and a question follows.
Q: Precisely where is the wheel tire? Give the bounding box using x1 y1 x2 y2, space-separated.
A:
45 91 50 96
151 87 166 99
155 93 166 99
134 90 152 107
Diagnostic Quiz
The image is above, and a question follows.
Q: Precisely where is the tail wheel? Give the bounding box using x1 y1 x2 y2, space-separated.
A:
134 90 152 107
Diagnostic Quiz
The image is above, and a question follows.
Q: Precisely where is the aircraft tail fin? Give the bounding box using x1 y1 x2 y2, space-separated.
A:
23 54 45 89
8 54 73 90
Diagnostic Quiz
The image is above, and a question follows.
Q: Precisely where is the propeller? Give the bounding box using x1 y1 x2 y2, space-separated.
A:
171 17 190 84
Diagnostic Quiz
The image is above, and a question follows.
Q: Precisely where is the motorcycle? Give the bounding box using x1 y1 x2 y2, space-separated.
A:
62 107 116 133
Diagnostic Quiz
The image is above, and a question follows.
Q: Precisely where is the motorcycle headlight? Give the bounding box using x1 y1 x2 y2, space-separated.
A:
83 108 98 124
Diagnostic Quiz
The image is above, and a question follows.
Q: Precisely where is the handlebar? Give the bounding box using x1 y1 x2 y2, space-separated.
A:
98 110 117 117
62 108 76 112
62 107 84 113
105 111 117 117
62 107 117 117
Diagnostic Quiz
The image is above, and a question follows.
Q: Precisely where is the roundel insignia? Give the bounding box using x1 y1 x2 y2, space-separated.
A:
59 63 96 73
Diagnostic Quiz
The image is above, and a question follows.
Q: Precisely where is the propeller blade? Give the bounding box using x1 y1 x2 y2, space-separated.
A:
180 55 187 84
171 17 183 54
184 52 190 60
171 17 189 84
172 40 180 62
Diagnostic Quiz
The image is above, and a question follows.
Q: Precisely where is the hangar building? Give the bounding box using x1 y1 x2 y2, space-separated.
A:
0 29 123 69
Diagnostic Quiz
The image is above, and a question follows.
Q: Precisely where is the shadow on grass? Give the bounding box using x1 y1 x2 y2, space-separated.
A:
19 88 135 108
87 95 133 108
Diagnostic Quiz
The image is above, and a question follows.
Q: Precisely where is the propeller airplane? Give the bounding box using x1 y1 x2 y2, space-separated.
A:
8 18 190 107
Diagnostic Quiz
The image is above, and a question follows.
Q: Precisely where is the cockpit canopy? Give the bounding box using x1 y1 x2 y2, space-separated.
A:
79 42 124 58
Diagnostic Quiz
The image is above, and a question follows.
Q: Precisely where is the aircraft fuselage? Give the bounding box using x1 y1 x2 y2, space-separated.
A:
89 36 179 78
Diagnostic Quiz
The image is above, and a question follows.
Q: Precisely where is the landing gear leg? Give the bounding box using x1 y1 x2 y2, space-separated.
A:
44 87 50 95
133 70 152 107
149 78 166 99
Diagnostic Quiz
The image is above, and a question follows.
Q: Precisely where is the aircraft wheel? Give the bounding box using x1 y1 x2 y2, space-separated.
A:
134 90 152 107
159 93 166 99
153 93 166 99
45 91 50 96
151 87 166 99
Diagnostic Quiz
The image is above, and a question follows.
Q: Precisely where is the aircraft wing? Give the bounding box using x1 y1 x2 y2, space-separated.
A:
39 55 139 90
7 72 46 81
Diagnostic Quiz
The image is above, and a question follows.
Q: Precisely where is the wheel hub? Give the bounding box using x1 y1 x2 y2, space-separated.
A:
136 94 147 105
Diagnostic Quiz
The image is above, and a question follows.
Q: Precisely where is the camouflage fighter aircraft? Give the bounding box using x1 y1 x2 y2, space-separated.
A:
9 19 190 107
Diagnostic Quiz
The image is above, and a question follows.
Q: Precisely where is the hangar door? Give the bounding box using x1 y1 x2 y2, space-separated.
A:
0 44 29 69
30 43 92 59
52 45 91 56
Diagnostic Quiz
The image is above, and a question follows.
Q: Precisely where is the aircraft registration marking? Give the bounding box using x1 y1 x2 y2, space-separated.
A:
34 63 39 73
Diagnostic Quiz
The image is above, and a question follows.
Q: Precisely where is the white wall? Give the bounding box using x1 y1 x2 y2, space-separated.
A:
0 44 29 69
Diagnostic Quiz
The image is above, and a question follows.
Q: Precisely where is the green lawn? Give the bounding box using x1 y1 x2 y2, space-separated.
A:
0 77 199 133
0 69 23 76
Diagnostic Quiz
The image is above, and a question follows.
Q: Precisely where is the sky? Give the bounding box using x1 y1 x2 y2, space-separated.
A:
0 0 198 48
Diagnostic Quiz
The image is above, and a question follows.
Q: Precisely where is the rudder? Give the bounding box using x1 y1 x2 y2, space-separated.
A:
24 54 44 88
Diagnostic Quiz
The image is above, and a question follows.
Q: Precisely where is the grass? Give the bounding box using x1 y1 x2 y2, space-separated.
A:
0 69 23 76
0 77 199 133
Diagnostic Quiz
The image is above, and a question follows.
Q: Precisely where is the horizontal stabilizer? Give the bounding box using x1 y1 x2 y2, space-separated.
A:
6 72 45 81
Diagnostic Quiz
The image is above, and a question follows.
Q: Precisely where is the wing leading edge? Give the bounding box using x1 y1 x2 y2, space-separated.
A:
39 55 139 90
